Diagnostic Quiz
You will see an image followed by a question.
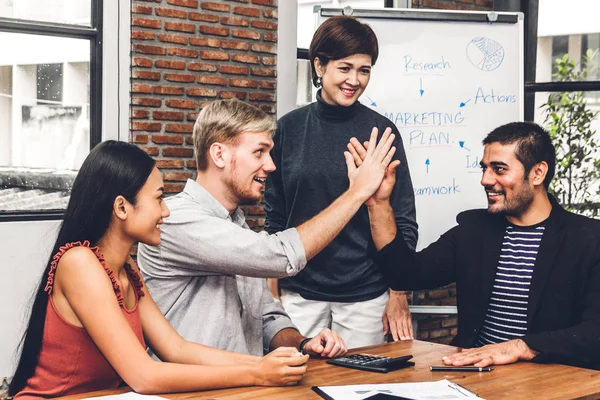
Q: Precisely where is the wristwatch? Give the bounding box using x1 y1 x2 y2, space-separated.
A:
299 337 312 355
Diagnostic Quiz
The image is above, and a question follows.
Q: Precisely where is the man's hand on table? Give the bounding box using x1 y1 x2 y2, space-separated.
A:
442 339 539 367
303 328 348 358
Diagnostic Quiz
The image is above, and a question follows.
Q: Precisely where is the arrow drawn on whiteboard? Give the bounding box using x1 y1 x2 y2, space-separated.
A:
459 99 471 107
459 141 471 151
425 158 430 173
419 78 424 97
366 96 377 107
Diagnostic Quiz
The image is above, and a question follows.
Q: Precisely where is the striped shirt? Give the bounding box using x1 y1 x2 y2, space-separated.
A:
475 223 546 346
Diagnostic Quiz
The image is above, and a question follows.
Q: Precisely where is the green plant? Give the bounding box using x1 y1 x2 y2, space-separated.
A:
542 49 600 216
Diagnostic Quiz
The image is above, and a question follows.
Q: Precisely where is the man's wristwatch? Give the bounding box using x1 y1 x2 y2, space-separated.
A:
299 337 312 355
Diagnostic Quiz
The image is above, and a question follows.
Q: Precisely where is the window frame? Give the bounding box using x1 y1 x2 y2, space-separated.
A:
0 0 102 222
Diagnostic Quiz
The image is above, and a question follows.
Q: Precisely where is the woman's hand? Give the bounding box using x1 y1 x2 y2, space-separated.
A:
253 347 309 386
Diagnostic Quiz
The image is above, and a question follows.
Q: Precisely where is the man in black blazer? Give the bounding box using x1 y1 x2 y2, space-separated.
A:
347 121 600 369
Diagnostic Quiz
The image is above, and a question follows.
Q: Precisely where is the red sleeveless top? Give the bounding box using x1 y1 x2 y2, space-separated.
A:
15 241 146 399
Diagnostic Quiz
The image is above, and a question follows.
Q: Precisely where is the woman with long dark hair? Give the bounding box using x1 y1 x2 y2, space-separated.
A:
265 16 418 349
10 141 307 399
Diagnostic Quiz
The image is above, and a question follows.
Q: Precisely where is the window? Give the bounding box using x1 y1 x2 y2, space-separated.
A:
528 0 600 214
0 0 101 218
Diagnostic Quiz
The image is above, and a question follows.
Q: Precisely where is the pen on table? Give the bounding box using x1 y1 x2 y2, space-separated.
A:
430 366 493 372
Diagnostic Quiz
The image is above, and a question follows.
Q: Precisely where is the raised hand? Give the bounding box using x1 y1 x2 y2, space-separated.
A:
346 128 401 206
344 127 397 203
253 347 308 386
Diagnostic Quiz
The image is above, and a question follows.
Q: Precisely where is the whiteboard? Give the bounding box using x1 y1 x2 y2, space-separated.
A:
316 8 524 250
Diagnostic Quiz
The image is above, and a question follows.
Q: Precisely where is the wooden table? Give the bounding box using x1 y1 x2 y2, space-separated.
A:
60 340 600 399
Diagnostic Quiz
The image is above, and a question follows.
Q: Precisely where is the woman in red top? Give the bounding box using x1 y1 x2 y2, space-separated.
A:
10 141 308 398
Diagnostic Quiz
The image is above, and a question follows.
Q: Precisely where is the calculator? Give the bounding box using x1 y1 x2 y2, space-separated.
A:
326 354 414 373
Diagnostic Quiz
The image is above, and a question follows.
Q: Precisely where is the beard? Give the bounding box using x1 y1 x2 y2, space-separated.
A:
486 183 534 217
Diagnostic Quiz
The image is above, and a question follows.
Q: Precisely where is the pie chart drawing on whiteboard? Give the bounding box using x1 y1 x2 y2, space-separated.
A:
466 37 504 71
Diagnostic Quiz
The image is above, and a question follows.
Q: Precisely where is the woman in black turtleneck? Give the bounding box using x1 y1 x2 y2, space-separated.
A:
264 15 418 349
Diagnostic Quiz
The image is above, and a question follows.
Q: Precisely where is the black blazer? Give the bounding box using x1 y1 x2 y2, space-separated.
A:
375 198 600 369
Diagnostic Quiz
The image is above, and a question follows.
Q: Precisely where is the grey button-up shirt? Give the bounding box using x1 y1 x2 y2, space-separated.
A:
138 179 307 356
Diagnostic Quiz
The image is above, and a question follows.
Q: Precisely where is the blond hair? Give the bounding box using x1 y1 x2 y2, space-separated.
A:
193 99 276 171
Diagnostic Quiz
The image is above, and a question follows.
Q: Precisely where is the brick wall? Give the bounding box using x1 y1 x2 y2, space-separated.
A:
130 0 277 231
412 0 493 10
408 0 493 344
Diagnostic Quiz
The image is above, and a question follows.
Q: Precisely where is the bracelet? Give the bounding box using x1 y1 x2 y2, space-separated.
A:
299 337 312 355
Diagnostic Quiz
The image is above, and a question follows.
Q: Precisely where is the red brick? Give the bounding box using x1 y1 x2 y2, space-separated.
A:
132 122 162 131
131 83 153 93
132 110 150 119
429 328 450 339
251 67 275 77
251 20 277 30
166 99 197 109
475 0 493 7
262 56 276 66
221 40 249 51
132 97 162 107
133 133 149 143
428 289 450 300
251 43 276 54
232 54 259 64
157 33 188 45
246 206 265 215
199 25 229 36
417 331 429 340
188 12 219 22
200 50 229 61
156 7 187 18
201 2 230 12
249 92 274 102
164 73 196 82
234 6 260 17
232 29 260 40
441 317 458 328
188 62 218 72
259 104 276 114
164 183 185 193
186 160 197 169
220 16 249 27
166 0 198 8
153 111 185 121
220 65 249 75
187 87 218 97
141 146 160 156
185 134 195 143
136 0 161 2
152 134 185 144
165 21 196 33
251 0 276 6
198 75 228 85
229 78 258 88
132 4 153 14
153 85 185 95
262 9 277 18
155 59 186 70
156 159 185 169
132 57 153 67
163 171 194 181
259 80 276 90
263 32 276 42
166 123 195 133
167 47 198 58
132 17 162 29
219 90 247 100
133 70 161 80
163 147 194 157
134 44 166 55
189 37 221 47
132 31 156 40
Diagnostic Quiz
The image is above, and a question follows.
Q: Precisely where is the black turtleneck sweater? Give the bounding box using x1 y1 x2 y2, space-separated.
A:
265 92 418 302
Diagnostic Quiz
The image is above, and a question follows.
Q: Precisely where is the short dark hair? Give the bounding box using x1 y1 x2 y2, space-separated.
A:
482 122 556 188
309 16 379 87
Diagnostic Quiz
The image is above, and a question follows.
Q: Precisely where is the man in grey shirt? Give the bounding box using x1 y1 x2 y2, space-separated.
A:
138 99 398 357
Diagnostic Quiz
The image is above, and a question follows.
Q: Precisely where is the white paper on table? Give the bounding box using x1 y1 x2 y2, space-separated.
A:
84 393 166 399
314 379 483 400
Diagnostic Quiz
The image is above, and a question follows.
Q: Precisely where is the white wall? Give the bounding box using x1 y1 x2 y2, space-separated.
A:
0 221 60 378
0 0 130 380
